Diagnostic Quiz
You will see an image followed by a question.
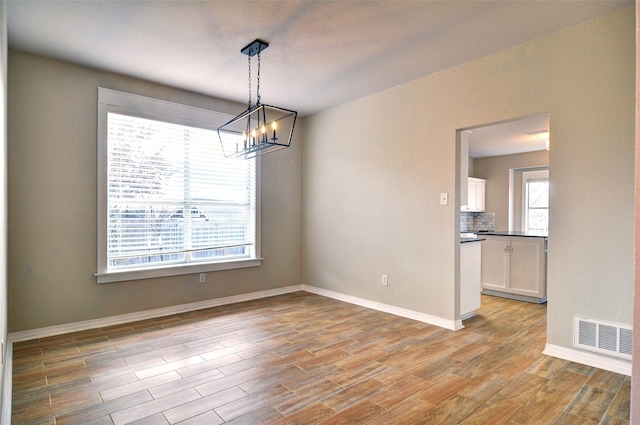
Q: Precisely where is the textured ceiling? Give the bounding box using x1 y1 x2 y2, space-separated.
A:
6 0 632 155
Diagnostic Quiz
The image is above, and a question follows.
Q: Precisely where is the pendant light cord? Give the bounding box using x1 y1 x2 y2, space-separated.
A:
247 54 252 109
256 49 261 105
246 47 262 108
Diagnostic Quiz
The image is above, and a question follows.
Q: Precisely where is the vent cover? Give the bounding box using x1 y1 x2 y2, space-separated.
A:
574 316 632 360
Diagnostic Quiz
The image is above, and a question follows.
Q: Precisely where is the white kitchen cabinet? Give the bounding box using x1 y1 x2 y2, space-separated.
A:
480 237 508 289
462 177 485 212
481 235 546 303
460 240 482 320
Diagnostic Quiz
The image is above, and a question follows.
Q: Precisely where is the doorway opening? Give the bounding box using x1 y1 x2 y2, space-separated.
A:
457 112 550 324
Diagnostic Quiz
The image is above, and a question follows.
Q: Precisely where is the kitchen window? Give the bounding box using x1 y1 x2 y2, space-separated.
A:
522 169 549 235
96 88 261 283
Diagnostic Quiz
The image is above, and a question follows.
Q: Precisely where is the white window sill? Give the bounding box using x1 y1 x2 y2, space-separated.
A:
95 258 263 284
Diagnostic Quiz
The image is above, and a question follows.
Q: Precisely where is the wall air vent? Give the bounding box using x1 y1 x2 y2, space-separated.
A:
574 316 632 360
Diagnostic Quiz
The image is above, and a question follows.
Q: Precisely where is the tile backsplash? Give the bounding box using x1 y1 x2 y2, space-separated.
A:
461 212 495 232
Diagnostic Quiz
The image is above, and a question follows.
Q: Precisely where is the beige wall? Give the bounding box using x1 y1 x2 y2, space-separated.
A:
302 6 635 355
7 52 303 332
473 150 549 231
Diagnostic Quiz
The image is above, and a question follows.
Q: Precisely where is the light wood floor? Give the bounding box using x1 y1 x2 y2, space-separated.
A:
11 292 630 425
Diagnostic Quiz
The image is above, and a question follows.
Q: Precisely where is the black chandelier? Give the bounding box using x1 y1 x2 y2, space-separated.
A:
217 39 298 159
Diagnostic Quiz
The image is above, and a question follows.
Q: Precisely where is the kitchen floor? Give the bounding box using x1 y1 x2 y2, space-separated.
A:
11 292 629 424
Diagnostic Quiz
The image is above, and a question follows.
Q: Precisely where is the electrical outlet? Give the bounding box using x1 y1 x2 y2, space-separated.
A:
382 275 388 286
199 273 206 283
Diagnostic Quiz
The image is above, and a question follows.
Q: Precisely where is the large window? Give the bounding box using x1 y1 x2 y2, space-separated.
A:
522 169 549 236
96 89 260 283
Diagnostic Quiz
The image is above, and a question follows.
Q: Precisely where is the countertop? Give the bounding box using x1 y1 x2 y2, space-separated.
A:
477 230 548 238
461 237 485 243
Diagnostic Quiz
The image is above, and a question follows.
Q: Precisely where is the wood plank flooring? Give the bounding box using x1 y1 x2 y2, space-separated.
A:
11 292 630 424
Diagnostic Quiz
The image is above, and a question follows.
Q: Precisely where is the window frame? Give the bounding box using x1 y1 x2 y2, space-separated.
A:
96 88 261 284
521 169 549 236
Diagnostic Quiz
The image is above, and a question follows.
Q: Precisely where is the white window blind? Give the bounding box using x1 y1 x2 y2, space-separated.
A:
107 112 256 269
96 88 260 283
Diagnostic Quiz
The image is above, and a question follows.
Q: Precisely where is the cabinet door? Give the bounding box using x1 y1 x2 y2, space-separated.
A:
475 180 485 212
509 238 546 298
465 178 485 212
467 180 477 210
481 237 509 290
460 242 482 316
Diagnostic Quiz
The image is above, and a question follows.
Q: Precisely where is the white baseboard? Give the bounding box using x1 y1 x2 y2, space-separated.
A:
543 343 631 376
302 285 461 331
9 285 304 343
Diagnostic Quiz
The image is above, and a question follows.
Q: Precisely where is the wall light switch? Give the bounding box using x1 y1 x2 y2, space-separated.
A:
440 193 448 205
